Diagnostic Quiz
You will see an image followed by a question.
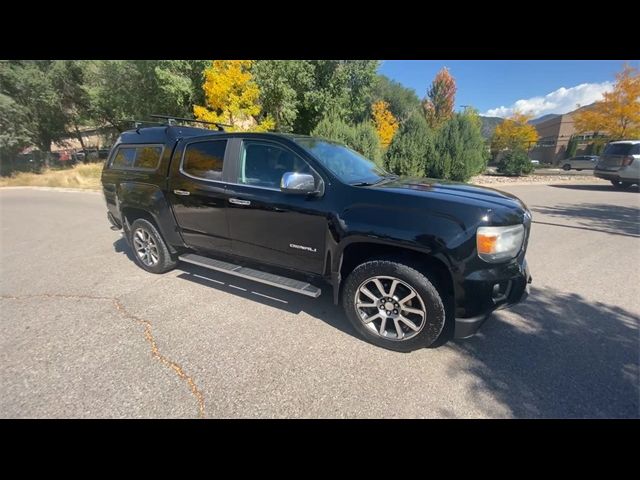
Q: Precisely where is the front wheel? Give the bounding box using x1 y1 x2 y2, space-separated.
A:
610 180 633 190
342 259 446 352
562 164 571 171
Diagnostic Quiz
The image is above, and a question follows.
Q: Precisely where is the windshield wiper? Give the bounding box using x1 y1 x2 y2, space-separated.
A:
351 175 398 187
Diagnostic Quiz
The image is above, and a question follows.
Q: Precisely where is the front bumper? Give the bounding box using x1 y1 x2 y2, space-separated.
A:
454 259 532 339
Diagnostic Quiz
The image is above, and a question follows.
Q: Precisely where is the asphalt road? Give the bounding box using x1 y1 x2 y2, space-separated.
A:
1 182 638 418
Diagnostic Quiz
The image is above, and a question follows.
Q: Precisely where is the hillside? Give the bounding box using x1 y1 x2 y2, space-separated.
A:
529 114 560 125
479 116 503 139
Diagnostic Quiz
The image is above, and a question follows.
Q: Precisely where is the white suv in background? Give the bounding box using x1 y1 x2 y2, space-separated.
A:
594 141 640 189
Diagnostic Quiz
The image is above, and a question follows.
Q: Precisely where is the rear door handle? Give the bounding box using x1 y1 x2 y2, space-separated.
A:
173 189 190 196
229 198 251 206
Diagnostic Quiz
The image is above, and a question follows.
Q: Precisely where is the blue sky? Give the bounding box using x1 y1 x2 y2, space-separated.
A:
379 60 639 118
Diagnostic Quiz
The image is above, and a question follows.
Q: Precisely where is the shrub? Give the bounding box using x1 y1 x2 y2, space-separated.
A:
311 114 383 166
385 113 435 177
497 148 535 176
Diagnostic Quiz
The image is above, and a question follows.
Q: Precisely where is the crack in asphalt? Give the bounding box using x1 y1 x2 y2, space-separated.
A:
0 293 206 418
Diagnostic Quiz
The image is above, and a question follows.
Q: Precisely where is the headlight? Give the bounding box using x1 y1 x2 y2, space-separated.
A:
476 224 525 263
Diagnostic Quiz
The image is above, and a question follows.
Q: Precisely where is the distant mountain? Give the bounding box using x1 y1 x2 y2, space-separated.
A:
479 116 503 139
528 114 560 125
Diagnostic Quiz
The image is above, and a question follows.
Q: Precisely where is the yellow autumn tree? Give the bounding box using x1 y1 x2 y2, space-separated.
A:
573 64 640 139
491 112 539 153
371 100 399 148
193 60 274 132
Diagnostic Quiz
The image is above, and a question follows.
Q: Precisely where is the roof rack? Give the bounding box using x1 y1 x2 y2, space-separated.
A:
150 114 231 131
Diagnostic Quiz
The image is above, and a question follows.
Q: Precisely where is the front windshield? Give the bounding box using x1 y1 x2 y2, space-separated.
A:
293 138 390 185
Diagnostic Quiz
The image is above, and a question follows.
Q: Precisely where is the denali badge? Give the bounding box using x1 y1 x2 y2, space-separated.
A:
290 243 317 253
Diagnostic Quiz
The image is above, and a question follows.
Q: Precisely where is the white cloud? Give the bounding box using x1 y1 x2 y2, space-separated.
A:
482 81 614 118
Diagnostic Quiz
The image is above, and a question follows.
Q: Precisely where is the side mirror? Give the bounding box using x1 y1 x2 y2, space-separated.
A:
280 172 316 194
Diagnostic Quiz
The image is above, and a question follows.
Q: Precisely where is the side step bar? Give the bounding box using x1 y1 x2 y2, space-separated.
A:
178 253 321 298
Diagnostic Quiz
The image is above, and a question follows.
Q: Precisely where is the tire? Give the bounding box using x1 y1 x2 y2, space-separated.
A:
577 169 583 171
611 180 633 190
562 164 571 171
342 258 446 352
128 218 177 274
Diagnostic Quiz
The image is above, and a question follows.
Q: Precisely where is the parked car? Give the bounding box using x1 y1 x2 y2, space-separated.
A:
593 141 640 189
101 123 532 351
561 155 599 171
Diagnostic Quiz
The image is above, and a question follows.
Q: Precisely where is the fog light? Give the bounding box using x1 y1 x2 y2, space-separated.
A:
492 281 511 302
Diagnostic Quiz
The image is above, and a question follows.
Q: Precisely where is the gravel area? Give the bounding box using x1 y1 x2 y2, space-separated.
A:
470 173 608 186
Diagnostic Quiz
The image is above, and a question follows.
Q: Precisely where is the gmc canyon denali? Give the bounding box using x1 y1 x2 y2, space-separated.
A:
101 119 532 351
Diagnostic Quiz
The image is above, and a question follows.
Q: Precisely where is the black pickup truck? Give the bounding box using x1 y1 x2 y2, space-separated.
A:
101 122 532 351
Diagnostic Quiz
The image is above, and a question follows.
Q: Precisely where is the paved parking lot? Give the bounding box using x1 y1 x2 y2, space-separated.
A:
1 183 638 418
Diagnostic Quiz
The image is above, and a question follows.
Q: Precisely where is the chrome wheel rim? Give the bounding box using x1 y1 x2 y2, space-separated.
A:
132 227 159 267
354 275 427 341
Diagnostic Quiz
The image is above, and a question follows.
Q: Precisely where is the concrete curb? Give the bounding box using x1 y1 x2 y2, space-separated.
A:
0 186 101 194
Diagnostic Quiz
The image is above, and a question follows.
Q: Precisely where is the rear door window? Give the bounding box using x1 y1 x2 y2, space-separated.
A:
110 145 163 170
603 143 633 155
182 140 227 181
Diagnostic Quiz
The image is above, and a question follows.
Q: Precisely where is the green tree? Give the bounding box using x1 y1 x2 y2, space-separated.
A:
371 74 421 123
0 93 32 174
437 109 487 181
565 136 578 159
253 60 313 132
294 60 379 133
385 113 436 177
0 61 69 153
497 148 535 176
86 60 208 131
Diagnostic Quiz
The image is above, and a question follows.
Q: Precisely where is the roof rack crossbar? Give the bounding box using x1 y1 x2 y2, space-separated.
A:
150 114 232 131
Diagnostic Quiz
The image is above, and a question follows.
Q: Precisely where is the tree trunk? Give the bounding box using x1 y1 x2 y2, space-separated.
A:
73 122 87 158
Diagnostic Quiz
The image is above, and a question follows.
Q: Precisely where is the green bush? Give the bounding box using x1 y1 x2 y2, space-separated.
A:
385 113 435 177
497 149 535 176
311 114 383 167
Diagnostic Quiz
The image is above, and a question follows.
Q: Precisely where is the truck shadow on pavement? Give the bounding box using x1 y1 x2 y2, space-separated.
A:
531 203 640 238
448 286 639 418
112 237 358 338
113 238 639 418
549 184 639 193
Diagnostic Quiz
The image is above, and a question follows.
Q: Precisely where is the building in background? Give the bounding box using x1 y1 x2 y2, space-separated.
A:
528 105 600 165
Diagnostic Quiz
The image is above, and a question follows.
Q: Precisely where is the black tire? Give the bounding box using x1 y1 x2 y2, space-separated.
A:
610 180 633 190
562 164 571 171
342 258 446 352
128 218 177 274
577 169 583 171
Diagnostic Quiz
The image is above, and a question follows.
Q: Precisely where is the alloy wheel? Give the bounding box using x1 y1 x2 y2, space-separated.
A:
132 227 159 267
354 275 427 341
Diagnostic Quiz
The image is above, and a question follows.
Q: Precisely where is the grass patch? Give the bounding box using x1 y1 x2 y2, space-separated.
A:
0 163 103 190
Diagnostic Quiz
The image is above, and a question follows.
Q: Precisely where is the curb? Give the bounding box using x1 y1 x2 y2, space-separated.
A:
0 186 101 194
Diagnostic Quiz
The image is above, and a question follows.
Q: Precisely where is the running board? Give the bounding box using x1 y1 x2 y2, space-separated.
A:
178 253 321 298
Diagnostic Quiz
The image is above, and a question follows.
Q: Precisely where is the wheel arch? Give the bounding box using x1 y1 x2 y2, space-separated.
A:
334 241 454 309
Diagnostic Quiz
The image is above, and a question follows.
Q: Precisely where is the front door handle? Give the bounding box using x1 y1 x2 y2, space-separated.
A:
229 198 251 206
173 189 190 196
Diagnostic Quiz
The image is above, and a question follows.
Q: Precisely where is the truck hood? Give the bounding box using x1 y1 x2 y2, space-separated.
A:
369 177 526 209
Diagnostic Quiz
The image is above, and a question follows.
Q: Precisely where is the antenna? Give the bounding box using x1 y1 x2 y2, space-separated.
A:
150 114 231 131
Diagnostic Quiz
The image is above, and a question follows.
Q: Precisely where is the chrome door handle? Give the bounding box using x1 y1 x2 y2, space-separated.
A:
173 189 190 196
229 198 251 206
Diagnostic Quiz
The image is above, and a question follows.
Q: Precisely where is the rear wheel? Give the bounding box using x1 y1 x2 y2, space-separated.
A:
129 218 177 274
611 180 633 190
562 164 571 171
342 259 446 352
